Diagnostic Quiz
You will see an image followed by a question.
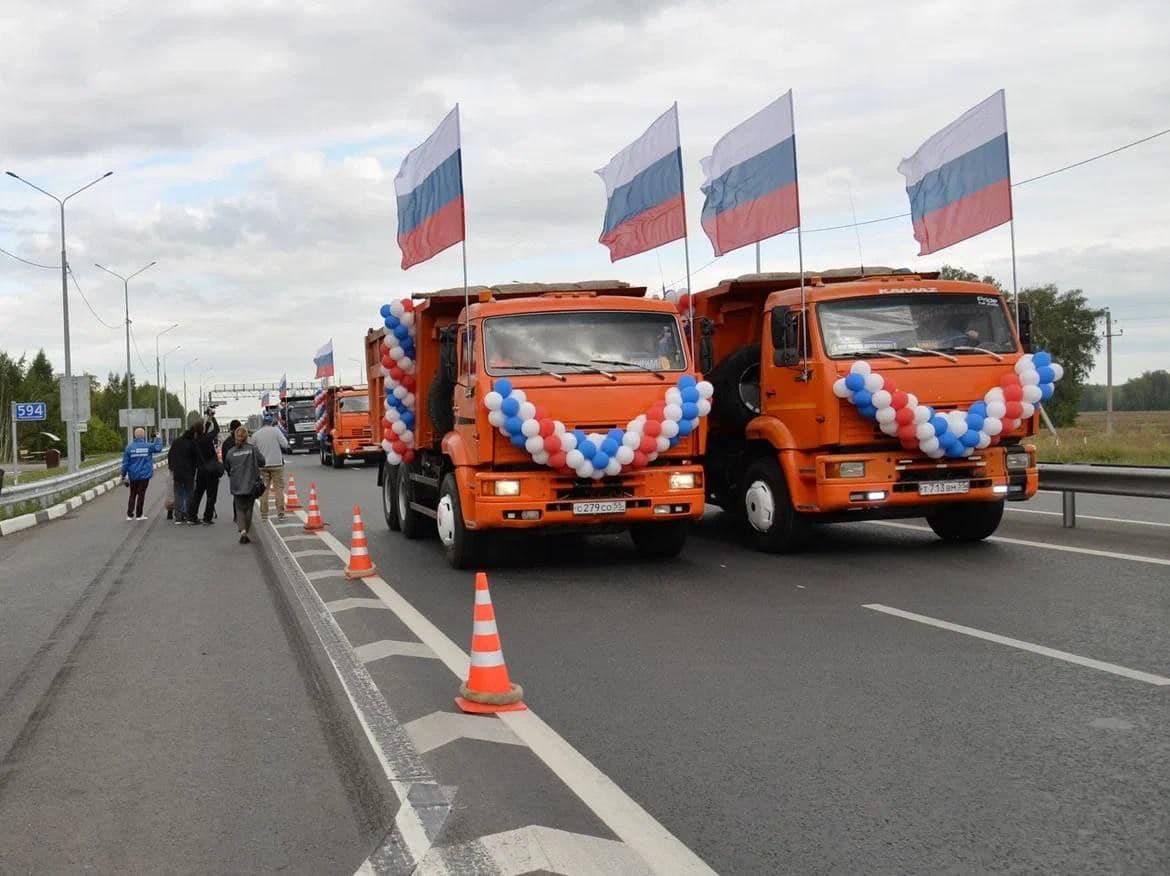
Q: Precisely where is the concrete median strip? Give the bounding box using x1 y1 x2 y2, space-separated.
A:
864 603 1170 686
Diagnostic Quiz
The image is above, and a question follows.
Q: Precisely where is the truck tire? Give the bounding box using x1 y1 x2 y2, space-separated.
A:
709 344 761 430
436 473 484 569
429 373 456 436
397 462 428 539
319 444 328 466
926 500 1004 543
741 457 808 553
629 519 689 559
382 463 401 531
331 447 345 468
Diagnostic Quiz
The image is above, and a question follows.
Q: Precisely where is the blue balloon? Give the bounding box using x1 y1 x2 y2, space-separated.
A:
402 412 415 428
493 379 513 396
845 373 866 392
1033 351 1052 367
607 428 624 444
601 438 619 456
504 416 522 435
677 419 694 437
572 430 588 448
678 375 697 389
930 415 949 437
857 404 878 419
394 324 410 340
1040 382 1055 401
379 303 392 318
511 433 528 448
969 401 987 418
945 444 966 458
668 435 681 447
852 389 872 408
579 440 597 458
1036 365 1056 383
592 452 610 469
680 386 700 404
501 397 520 417
966 413 985 432
961 429 981 447
939 432 959 450
681 402 699 420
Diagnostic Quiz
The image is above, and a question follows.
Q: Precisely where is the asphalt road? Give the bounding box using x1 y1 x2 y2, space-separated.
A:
287 452 1170 874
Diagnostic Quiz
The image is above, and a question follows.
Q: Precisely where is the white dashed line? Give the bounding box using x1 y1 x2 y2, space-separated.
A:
1006 507 1170 528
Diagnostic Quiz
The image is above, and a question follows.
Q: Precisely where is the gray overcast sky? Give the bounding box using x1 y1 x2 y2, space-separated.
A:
2 0 1167 420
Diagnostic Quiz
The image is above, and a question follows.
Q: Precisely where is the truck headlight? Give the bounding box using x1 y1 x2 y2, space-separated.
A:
1005 451 1031 470
669 472 697 490
831 461 866 478
489 479 521 496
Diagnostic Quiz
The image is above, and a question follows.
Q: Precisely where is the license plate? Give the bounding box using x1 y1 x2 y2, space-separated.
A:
919 480 970 496
295 422 315 432
572 500 626 515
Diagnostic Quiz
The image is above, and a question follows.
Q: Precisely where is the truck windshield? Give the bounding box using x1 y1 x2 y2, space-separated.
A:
338 395 370 413
483 311 685 375
817 293 1017 358
286 403 314 423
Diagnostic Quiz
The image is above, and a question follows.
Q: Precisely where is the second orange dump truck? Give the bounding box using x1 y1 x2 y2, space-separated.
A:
317 385 380 468
366 282 710 568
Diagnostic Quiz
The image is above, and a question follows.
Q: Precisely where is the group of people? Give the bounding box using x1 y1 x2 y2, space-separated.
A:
120 410 291 545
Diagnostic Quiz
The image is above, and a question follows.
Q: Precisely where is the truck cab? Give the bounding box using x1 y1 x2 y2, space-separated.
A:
694 269 1039 551
367 282 708 568
282 395 319 453
319 387 379 467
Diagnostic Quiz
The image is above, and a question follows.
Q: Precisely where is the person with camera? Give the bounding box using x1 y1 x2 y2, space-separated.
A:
190 417 223 524
167 423 201 525
223 425 266 544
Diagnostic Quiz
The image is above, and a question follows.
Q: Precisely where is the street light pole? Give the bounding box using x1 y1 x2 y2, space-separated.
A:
162 344 182 442
183 357 199 427
154 323 178 437
5 170 113 473
95 261 157 441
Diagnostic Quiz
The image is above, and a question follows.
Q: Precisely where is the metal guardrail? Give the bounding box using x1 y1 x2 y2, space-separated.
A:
1037 463 1170 527
1 458 123 514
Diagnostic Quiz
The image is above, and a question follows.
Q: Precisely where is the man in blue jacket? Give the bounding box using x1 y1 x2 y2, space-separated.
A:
121 427 164 520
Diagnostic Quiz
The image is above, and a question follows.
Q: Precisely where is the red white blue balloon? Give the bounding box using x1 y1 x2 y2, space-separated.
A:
313 383 328 440
485 376 713 479
378 300 418 465
832 351 1063 459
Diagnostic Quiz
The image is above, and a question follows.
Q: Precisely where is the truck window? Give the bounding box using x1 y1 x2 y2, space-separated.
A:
817 293 1017 357
460 325 477 380
338 395 370 413
483 311 685 374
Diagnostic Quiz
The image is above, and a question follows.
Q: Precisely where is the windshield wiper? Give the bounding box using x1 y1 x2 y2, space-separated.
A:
906 346 958 362
945 345 1005 362
493 364 567 381
541 359 615 380
590 358 666 379
848 349 911 364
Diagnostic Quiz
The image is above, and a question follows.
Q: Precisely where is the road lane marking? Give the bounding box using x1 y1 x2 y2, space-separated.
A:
281 533 322 541
304 569 346 581
1006 508 1170 528
325 597 390 613
289 548 339 559
304 522 716 875
416 825 652 875
868 520 1170 567
356 640 438 663
405 711 523 755
863 604 1170 686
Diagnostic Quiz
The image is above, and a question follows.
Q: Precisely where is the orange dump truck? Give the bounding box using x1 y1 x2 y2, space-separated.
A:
691 269 1045 551
365 282 709 568
318 386 379 467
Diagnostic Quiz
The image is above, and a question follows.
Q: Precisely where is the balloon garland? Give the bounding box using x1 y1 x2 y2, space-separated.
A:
832 351 1064 459
484 376 713 479
378 299 418 465
313 384 328 441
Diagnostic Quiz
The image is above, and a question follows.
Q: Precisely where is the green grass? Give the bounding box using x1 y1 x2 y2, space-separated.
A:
1 452 121 487
1034 411 1170 466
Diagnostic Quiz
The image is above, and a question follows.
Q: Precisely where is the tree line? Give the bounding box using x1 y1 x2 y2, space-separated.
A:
1079 371 1170 411
0 349 191 462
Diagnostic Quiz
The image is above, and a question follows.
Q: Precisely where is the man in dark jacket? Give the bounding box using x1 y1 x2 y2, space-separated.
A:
190 424 222 524
223 425 266 544
121 428 164 520
167 424 201 525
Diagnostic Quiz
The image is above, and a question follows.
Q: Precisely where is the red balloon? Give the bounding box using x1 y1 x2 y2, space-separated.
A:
643 419 662 437
382 419 394 432
890 390 909 409
632 450 649 467
539 418 555 437
1000 373 1021 389
548 451 567 469
1004 400 1023 420
543 434 561 454
989 435 1002 446
392 440 406 454
403 375 416 391
401 299 414 312
882 378 897 394
381 354 392 368
647 402 666 420
897 423 918 441
402 449 416 463
900 438 918 450
895 407 915 425
1003 418 1020 432
676 293 691 314
390 366 404 380
639 434 657 454
1003 383 1023 402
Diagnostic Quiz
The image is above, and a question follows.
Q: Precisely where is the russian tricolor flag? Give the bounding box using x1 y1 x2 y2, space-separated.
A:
395 106 465 269
596 105 686 262
314 339 335 379
899 91 1012 256
700 92 800 257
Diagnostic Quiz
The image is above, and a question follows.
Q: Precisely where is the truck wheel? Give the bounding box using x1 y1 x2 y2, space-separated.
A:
741 457 807 553
709 344 761 430
331 448 345 468
629 520 688 559
319 445 328 466
382 463 401 531
926 500 1004 543
436 473 483 569
397 463 428 539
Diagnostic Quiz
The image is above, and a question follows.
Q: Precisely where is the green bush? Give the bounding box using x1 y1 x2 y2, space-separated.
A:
81 416 124 454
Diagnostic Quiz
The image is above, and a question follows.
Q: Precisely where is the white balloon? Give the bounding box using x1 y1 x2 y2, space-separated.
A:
850 360 871 375
590 467 606 480
646 452 659 463
381 439 393 453
400 312 414 328
696 381 714 399
696 399 712 417
1050 363 1064 381
665 388 682 405
961 446 975 457
387 451 402 465
925 445 947 459
880 420 900 436
864 373 884 393
916 423 936 442
920 436 940 453
521 418 541 437
488 410 506 428
402 360 415 374
576 461 594 478
484 391 504 411
553 421 566 434
1019 370 1040 386
871 390 893 409
560 433 577 452
390 300 405 317
532 450 550 465
392 419 407 435
393 385 407 399
1022 384 1042 404
510 389 527 405
605 459 622 476
389 345 404 361
875 406 898 424
987 401 1007 419
1020 401 1036 418
913 406 931 425
947 411 969 435
833 378 850 398
985 387 1005 403
401 429 414 443
976 432 992 449
386 407 401 422
655 436 671 453
660 419 680 438
904 393 918 409
622 431 641 449
1015 353 1034 374
663 404 684 422
615 445 635 464
518 402 536 421
982 417 1003 436
565 449 584 469
525 435 544 453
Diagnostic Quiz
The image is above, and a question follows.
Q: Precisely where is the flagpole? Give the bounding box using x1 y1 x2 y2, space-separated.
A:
672 103 695 358
455 104 473 393
789 91 807 375
755 241 761 273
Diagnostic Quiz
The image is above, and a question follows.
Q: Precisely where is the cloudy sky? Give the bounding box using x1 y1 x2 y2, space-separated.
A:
2 0 1167 420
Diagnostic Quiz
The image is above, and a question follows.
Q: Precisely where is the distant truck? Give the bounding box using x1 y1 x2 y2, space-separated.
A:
364 282 708 568
282 394 320 454
318 386 379 468
691 269 1041 551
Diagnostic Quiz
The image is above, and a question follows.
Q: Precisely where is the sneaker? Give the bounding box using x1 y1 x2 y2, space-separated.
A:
203 518 215 525
173 519 184 526
126 514 135 521
188 519 202 525
137 515 149 521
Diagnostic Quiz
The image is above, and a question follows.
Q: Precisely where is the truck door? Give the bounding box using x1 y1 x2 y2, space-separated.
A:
455 324 480 460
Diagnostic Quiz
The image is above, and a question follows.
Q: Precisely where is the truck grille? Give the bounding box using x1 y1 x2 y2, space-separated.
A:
551 476 640 500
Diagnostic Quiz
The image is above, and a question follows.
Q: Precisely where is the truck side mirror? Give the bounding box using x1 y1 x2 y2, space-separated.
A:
771 308 801 366
1016 302 1032 353
439 325 459 383
699 318 716 373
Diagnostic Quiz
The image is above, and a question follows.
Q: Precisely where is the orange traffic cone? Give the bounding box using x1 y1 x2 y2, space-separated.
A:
303 483 327 531
455 573 526 714
285 474 303 510
344 505 377 579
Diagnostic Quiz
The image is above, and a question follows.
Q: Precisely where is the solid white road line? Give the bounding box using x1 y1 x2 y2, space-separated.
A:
863 604 1170 686
869 520 1170 567
355 640 438 663
415 825 652 875
325 597 390 614
289 548 339 559
305 526 716 875
405 711 523 755
1006 507 1170 528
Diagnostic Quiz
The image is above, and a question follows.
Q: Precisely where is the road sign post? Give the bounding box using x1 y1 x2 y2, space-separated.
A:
9 403 16 486
59 376 92 468
11 401 48 485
